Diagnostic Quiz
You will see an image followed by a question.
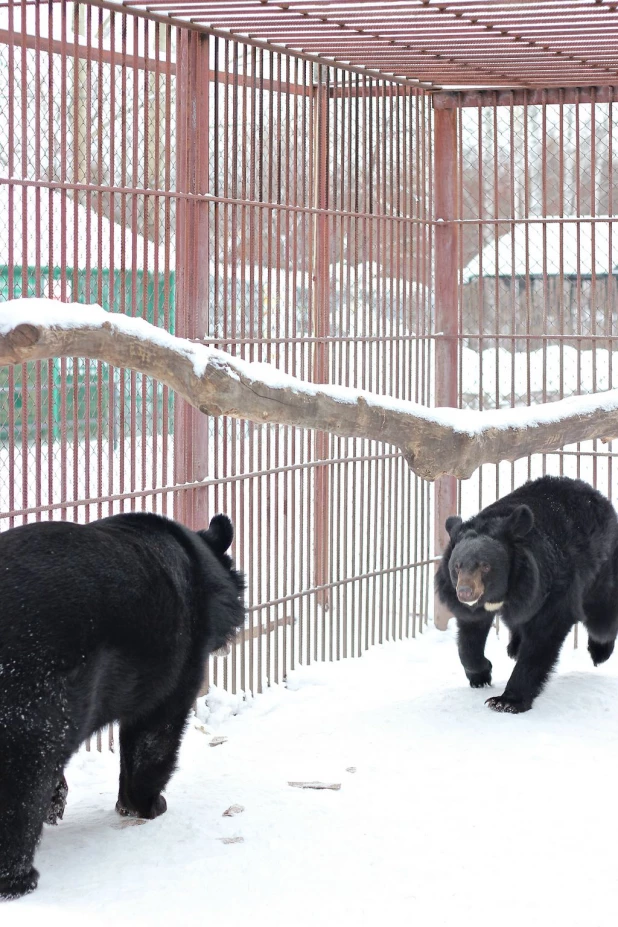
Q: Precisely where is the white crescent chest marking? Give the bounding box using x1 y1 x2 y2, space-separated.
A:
484 600 505 612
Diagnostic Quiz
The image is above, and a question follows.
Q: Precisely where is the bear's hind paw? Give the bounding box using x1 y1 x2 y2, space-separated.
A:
0 868 39 900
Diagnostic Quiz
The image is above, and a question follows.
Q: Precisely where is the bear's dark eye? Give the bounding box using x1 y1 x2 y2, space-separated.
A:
480 562 491 574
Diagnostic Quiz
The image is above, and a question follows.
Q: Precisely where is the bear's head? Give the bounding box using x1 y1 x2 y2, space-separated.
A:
444 504 534 609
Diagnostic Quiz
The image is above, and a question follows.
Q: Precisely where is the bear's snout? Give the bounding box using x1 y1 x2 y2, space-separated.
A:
456 570 484 605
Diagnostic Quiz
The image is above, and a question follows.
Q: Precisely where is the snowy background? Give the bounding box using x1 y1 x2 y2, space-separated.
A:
5 624 618 927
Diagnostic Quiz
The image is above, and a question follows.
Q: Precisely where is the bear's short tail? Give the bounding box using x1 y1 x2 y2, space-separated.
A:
201 514 234 555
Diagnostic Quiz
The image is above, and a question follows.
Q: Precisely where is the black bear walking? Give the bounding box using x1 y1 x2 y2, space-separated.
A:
0 512 245 900
435 475 618 713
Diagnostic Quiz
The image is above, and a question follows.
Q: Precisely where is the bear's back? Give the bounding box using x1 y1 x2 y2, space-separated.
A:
0 513 240 667
479 475 618 549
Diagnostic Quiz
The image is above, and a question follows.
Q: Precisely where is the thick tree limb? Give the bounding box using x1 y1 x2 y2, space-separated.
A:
2 298 618 481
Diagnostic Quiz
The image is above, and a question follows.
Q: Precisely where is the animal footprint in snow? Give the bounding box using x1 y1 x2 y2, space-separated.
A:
223 804 245 817
288 781 341 790
112 818 147 830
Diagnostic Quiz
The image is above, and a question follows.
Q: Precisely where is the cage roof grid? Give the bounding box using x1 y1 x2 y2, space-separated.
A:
117 0 618 90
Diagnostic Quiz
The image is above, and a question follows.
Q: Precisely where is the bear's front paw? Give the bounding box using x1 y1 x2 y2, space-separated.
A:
485 695 531 713
506 638 521 660
116 793 167 820
467 669 492 688
0 868 39 900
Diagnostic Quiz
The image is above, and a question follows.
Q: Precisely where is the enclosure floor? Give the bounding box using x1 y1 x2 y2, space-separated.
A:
9 625 618 927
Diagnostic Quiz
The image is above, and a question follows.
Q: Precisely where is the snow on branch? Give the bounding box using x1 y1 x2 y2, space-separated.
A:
2 298 618 482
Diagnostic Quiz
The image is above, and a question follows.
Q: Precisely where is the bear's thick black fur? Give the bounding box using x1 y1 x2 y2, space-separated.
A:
435 475 618 714
0 512 245 900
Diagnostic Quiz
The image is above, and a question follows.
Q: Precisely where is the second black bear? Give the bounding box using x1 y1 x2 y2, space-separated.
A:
435 475 618 713
0 512 245 901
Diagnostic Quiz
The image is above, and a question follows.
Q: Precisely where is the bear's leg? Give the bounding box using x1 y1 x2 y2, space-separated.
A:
0 734 63 900
457 617 494 687
45 773 69 826
116 697 195 820
486 606 574 713
583 557 618 666
507 629 521 660
583 603 618 666
587 637 615 666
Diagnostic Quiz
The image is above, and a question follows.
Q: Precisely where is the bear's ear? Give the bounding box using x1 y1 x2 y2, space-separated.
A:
506 504 534 539
445 515 463 539
200 514 234 554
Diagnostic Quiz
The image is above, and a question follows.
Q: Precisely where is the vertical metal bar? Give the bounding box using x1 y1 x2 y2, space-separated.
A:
45 0 55 523
273 50 282 682
141 16 151 513
590 90 598 489
229 40 240 694
6 0 15 528
541 92 548 479
492 94 500 500
608 91 615 502
573 102 582 648
174 29 210 530
19 0 29 524
409 90 418 639
162 24 173 518
58 0 69 521
256 45 264 688
312 66 331 613
118 11 128 511
522 93 532 482
33 0 43 522
433 104 459 630
151 21 162 516
95 4 105 522
476 101 484 505
247 44 257 694
72 3 83 522
238 41 249 694
129 13 139 512
291 55 302 671
558 91 565 477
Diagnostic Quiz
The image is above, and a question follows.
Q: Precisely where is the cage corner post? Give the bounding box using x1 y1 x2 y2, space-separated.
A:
433 103 460 631
174 28 210 530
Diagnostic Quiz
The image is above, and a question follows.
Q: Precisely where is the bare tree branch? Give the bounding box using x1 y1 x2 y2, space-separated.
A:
2 299 618 481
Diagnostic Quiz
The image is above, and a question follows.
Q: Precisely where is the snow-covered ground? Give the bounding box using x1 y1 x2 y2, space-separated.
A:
6 624 618 927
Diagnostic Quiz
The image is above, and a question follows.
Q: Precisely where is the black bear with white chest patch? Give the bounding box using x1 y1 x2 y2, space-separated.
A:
435 475 618 714
0 512 245 901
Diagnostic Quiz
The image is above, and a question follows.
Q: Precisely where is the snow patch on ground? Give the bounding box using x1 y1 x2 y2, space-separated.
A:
6 625 618 927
